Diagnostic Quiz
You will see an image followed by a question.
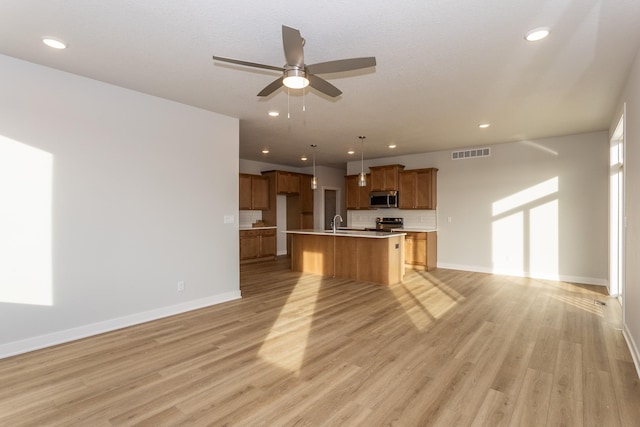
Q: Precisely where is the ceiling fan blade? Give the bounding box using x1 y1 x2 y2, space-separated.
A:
212 55 284 72
257 77 284 97
308 74 342 97
307 57 377 74
282 25 304 67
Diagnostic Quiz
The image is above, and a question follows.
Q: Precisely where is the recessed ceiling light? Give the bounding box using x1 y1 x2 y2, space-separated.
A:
42 37 67 49
347 150 355 155
478 123 490 129
261 149 269 154
268 111 279 117
525 27 550 42
301 156 308 161
388 144 397 149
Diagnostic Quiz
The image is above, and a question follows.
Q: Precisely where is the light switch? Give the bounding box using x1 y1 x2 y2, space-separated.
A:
224 215 234 224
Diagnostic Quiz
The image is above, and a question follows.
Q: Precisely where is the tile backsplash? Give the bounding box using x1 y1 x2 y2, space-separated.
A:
239 210 263 227
347 209 437 230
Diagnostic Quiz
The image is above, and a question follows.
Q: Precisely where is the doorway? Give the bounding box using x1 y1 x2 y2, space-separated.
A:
323 188 339 230
609 111 625 301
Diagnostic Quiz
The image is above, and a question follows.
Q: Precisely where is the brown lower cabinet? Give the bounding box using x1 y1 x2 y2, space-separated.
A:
402 231 437 270
289 233 404 285
240 228 276 262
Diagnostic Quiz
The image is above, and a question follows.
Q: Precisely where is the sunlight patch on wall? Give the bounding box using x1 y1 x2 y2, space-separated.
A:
530 200 559 275
0 135 53 306
491 177 559 278
492 177 558 216
492 212 524 272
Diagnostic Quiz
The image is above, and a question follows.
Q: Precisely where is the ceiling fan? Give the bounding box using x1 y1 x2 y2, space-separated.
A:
212 25 376 98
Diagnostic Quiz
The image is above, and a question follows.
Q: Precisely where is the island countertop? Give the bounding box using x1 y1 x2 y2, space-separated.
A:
285 229 406 239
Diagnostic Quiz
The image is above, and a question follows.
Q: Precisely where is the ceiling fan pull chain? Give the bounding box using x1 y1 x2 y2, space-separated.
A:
303 89 306 112
287 87 291 119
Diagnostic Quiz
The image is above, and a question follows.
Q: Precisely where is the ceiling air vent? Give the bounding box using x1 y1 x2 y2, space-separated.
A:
451 147 490 160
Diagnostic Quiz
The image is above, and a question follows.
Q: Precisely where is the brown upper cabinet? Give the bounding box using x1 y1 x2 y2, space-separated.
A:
345 174 371 210
239 173 269 210
275 171 301 194
299 174 314 213
260 170 314 249
398 168 438 209
370 165 405 191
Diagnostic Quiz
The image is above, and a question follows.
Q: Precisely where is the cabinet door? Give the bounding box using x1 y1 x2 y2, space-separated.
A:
404 232 427 266
383 167 398 191
345 175 359 210
405 237 415 264
260 230 276 257
412 239 428 266
251 175 270 210
277 171 300 194
240 233 261 260
370 165 404 191
425 232 437 270
415 169 436 209
358 175 372 209
300 175 314 213
239 174 252 210
398 171 416 209
346 174 372 210
301 212 314 229
370 168 385 191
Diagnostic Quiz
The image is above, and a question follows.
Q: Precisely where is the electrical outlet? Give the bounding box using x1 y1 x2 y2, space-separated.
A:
177 280 185 292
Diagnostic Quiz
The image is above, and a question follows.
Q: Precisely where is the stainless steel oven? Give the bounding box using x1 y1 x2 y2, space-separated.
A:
374 217 404 231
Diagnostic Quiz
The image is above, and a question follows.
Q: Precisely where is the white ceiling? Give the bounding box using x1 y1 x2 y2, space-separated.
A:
1 1 639 168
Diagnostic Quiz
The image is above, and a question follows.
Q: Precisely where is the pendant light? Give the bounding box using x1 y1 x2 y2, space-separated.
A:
311 144 318 190
358 136 367 187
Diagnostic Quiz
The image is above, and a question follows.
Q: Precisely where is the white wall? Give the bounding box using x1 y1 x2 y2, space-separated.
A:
348 132 609 285
0 55 240 358
614 46 640 373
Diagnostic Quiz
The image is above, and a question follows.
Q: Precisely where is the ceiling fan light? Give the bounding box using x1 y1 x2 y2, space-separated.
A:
283 68 309 89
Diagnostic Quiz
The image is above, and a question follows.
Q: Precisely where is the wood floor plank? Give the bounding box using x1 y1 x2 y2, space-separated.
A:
508 368 554 426
583 368 622 427
0 259 638 426
470 388 515 427
552 340 583 402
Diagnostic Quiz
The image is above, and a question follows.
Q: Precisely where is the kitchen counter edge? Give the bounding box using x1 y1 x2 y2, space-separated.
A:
286 229 406 239
239 226 278 231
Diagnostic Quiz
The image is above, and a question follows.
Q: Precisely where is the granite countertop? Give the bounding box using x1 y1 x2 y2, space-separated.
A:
286 229 406 239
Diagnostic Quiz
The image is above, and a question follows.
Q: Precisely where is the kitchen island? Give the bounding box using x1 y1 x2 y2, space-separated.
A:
285 229 406 285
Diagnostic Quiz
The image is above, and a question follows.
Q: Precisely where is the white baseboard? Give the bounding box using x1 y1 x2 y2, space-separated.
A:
623 323 640 380
0 291 241 360
436 263 608 287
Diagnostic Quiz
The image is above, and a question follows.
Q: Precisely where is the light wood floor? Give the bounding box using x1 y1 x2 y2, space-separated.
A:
1 259 639 426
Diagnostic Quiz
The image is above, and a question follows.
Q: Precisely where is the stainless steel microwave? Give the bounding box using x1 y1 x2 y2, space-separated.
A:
370 191 399 208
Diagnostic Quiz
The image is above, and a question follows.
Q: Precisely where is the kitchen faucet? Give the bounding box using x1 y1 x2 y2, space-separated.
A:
332 214 343 233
